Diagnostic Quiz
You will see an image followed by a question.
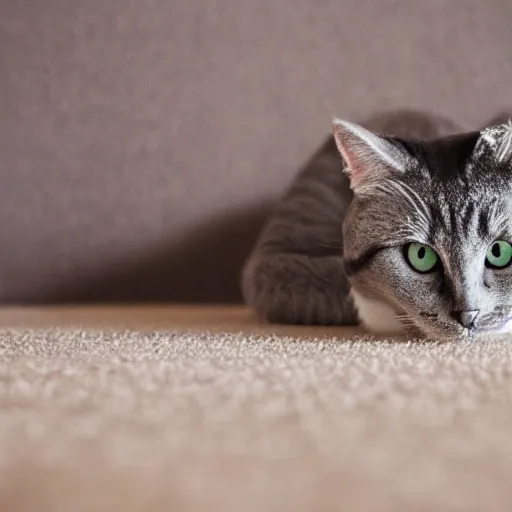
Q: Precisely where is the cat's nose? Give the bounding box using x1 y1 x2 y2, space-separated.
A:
450 310 479 329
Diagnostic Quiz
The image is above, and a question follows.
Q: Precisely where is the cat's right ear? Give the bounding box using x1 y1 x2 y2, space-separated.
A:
332 119 409 193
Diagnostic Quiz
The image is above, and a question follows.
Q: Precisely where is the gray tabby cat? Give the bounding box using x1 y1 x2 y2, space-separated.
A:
241 110 512 339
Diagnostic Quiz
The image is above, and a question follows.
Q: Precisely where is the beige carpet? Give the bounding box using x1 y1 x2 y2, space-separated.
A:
1 307 512 511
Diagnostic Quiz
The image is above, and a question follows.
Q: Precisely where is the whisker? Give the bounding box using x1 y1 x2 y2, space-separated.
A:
396 314 416 326
419 312 438 318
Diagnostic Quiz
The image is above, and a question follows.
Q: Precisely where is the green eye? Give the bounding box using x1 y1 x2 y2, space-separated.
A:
405 243 439 273
486 240 512 269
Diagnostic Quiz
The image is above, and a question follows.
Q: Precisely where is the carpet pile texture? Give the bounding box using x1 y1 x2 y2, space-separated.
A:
0 307 511 511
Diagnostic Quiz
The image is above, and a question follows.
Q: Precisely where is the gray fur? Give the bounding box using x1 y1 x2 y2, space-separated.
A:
242 109 512 339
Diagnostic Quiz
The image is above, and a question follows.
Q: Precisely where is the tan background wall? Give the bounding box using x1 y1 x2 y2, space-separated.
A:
1 0 511 303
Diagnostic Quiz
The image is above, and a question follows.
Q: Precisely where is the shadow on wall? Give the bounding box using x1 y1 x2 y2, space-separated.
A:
46 204 272 304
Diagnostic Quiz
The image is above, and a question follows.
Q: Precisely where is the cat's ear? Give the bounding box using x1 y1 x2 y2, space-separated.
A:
474 120 512 163
333 119 409 192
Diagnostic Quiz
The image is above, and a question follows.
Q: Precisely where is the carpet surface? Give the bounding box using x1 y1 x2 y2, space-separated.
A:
1 307 512 511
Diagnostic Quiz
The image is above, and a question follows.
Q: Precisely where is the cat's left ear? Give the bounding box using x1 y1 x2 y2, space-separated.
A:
333 119 410 192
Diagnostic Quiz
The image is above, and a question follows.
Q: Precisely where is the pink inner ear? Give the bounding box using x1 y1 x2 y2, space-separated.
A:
333 127 382 190
333 120 405 191
339 143 371 189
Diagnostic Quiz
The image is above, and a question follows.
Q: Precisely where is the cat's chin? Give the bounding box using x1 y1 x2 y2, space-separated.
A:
416 325 512 342
418 316 512 341
350 289 512 340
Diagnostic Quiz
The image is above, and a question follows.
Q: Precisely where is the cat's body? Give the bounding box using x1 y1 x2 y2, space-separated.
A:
242 133 356 326
242 110 512 339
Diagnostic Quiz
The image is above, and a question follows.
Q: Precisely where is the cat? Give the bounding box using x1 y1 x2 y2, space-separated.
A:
241 109 512 339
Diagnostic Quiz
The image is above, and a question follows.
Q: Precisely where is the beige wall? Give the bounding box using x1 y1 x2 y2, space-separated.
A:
1 0 511 303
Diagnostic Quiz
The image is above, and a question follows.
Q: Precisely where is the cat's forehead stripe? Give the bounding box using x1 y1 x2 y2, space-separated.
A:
429 199 498 246
477 209 490 238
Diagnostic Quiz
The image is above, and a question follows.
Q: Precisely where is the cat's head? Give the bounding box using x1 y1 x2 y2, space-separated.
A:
333 118 512 339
